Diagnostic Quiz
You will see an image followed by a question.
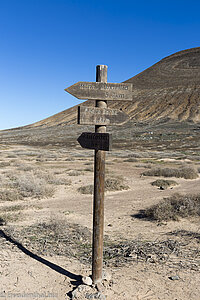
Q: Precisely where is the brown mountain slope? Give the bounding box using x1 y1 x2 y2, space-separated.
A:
27 47 200 129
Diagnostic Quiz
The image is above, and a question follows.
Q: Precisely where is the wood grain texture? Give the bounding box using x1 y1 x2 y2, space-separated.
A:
65 82 132 101
77 106 129 125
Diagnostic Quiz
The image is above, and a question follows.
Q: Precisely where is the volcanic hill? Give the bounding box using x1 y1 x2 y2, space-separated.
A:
27 47 200 128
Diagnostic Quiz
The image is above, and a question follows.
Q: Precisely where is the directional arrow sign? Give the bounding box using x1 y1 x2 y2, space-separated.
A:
78 106 130 125
65 82 132 101
77 132 112 151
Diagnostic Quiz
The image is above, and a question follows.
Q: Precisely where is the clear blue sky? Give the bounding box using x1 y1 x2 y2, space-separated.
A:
0 0 200 129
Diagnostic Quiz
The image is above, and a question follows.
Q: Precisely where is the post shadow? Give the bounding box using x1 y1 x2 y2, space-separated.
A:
0 229 82 284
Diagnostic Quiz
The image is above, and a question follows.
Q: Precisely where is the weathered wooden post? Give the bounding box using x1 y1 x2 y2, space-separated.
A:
65 66 132 283
92 65 107 283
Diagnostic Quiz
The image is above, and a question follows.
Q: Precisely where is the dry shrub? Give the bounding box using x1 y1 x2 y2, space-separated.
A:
0 190 22 201
84 167 93 172
18 151 42 157
168 229 200 243
124 158 138 162
84 162 92 166
4 220 91 258
4 220 200 269
6 154 17 158
8 172 55 199
0 212 22 225
0 216 5 225
78 177 129 194
1 205 25 212
0 161 11 168
127 152 144 158
135 164 152 169
142 167 198 179
32 169 71 185
48 177 71 185
1 168 70 200
151 179 178 189
32 169 54 181
78 185 93 194
0 174 10 188
17 164 35 172
105 177 129 191
67 170 83 176
143 193 200 221
14 173 55 198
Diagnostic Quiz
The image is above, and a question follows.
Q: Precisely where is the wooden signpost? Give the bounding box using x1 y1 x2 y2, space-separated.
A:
77 132 112 151
78 106 129 126
65 81 132 101
65 66 132 284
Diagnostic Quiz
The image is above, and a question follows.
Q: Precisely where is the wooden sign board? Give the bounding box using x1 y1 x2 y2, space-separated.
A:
65 82 132 101
78 106 130 125
77 132 112 151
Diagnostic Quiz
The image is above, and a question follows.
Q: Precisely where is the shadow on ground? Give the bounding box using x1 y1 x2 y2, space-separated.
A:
131 210 149 220
0 229 82 298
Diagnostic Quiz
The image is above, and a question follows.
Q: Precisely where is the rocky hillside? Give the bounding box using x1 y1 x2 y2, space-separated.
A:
27 47 200 128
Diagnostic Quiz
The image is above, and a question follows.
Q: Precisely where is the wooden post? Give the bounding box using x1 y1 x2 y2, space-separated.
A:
65 65 132 283
92 65 107 283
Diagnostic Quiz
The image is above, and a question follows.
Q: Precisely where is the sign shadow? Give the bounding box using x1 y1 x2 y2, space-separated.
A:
0 229 82 285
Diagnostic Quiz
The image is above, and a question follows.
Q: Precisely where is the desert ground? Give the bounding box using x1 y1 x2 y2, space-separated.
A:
0 140 200 300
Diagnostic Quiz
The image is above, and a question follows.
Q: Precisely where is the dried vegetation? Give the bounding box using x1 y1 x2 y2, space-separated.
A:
151 179 178 189
0 167 71 201
142 166 198 179
3 220 200 271
78 177 129 194
140 193 200 221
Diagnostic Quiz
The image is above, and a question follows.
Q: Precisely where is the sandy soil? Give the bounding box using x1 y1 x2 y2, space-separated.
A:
0 145 200 299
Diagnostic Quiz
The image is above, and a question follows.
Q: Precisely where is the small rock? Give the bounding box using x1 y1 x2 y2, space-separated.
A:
157 222 167 226
72 285 93 299
109 280 113 287
71 289 77 299
96 283 105 293
86 292 106 299
82 276 93 286
102 270 111 281
169 275 180 280
77 285 84 292
147 254 157 263
98 292 106 299
160 186 166 190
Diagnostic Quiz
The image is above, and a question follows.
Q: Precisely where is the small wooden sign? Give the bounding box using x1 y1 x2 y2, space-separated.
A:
77 132 112 151
78 106 129 125
65 82 132 101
